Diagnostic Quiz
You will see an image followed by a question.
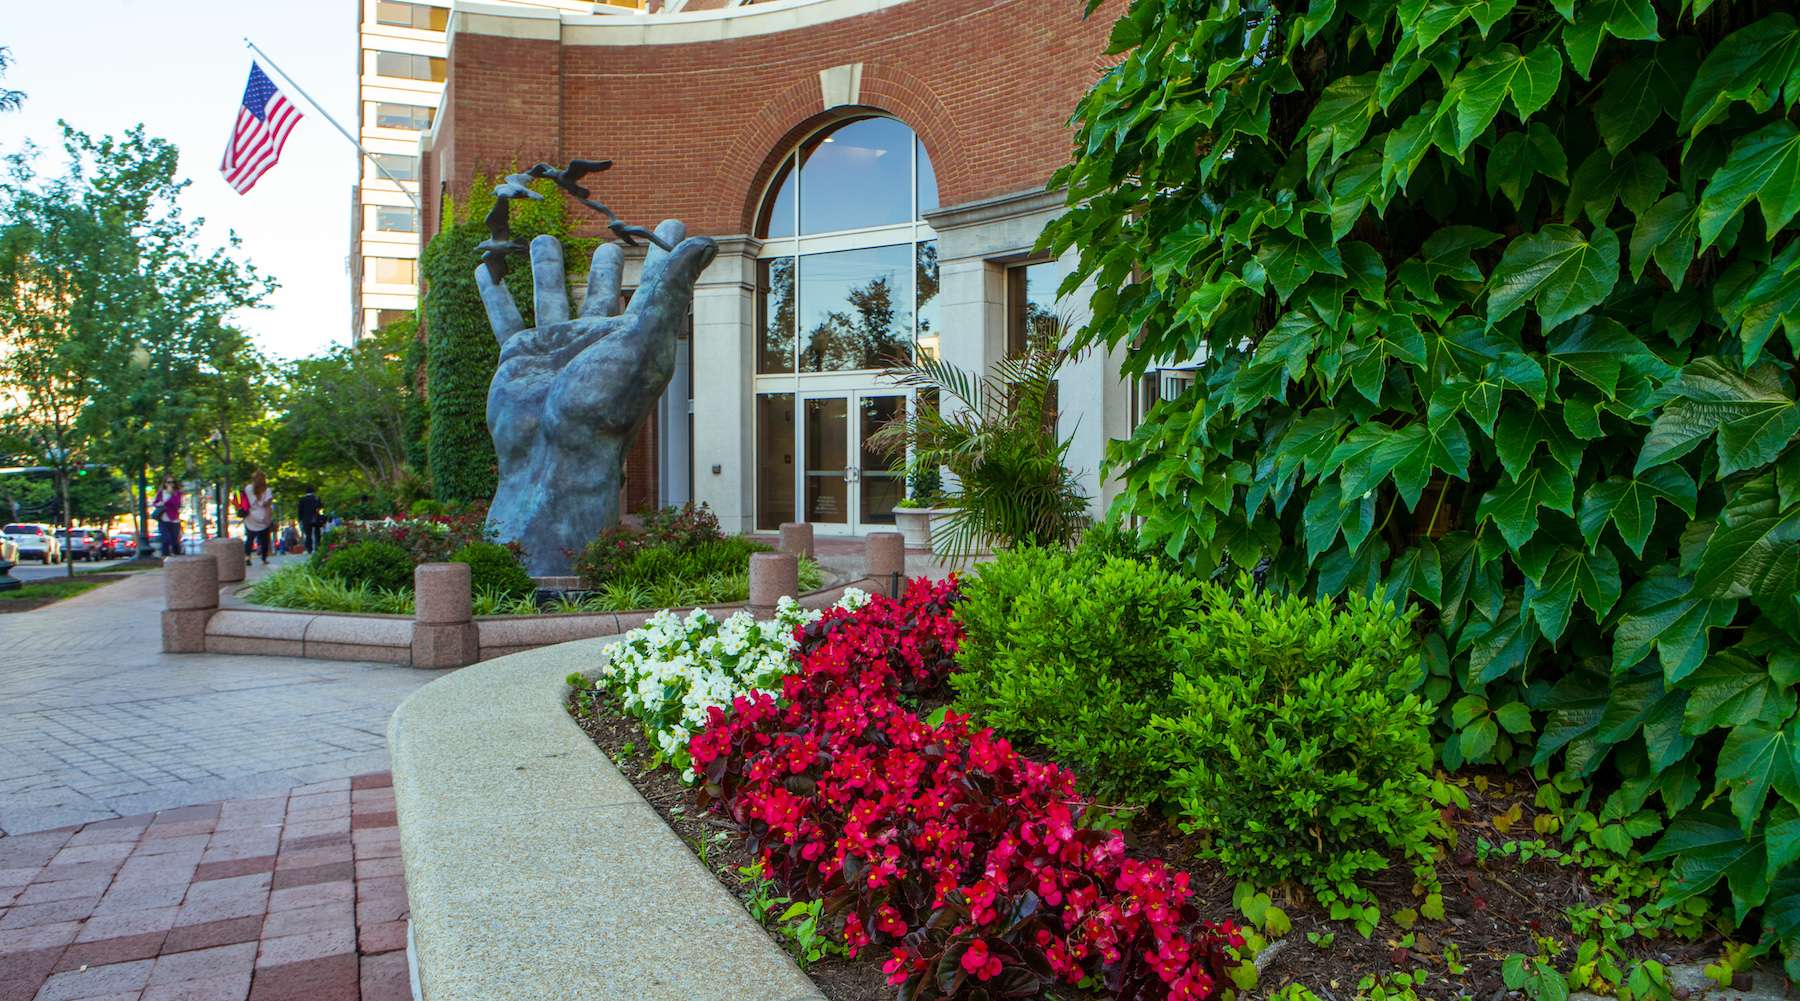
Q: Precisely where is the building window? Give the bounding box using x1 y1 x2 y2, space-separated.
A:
375 1 449 30
372 50 445 83
371 258 416 285
373 102 434 130
369 153 419 182
753 116 939 375
375 206 418 232
1006 257 1077 355
375 309 412 329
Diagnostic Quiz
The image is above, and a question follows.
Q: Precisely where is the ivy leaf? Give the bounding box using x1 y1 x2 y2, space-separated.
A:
1715 721 1800 836
1567 149 1668 225
1384 537 1446 607
1398 0 1518 51
1723 238 1800 366
1628 193 1698 289
1636 359 1800 476
1677 14 1800 138
1487 124 1569 211
1547 315 1646 398
1698 120 1800 252
1594 40 1699 155
1303 73 1380 173
1645 809 1767 919
1475 463 1576 549
1487 224 1621 330
1613 572 1736 681
1451 45 1564 150
1465 597 1536 683
1578 466 1699 557
1398 226 1501 301
1525 545 1623 641
1256 231 1346 302
1682 649 1798 735
1563 0 1660 80
1768 802 1800 883
1328 421 1470 508
1691 474 1800 599
1494 403 1583 476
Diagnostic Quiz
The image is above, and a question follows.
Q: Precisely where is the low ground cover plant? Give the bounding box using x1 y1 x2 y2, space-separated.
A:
689 579 1243 1001
953 545 1446 911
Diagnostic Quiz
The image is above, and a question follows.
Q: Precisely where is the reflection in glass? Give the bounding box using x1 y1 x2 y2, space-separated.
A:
758 257 795 373
756 394 795 531
1006 257 1078 355
804 398 849 524
760 154 797 239
915 241 940 360
916 137 939 215
799 245 914 372
859 395 904 524
799 117 915 235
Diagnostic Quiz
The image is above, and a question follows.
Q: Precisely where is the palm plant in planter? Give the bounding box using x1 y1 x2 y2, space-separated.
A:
870 322 1089 561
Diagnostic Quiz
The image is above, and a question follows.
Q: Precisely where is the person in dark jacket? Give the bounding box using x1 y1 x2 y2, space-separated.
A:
297 486 325 555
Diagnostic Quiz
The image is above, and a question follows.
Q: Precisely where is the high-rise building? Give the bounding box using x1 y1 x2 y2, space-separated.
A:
350 0 620 341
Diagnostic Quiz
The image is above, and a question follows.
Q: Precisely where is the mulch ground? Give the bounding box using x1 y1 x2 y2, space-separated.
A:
0 773 409 1001
571 695 1721 1001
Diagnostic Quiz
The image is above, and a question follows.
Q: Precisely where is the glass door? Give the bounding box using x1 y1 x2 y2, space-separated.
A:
797 390 909 534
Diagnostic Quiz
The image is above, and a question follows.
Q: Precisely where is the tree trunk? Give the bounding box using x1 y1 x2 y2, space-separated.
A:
136 465 150 558
59 468 73 579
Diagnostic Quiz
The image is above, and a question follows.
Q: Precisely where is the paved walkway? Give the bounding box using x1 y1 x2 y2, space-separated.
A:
0 772 407 1001
0 562 444 836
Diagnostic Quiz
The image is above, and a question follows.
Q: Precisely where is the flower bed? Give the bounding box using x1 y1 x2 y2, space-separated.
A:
573 580 1243 1001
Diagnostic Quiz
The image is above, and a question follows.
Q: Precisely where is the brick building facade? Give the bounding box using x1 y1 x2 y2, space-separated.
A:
422 0 1141 536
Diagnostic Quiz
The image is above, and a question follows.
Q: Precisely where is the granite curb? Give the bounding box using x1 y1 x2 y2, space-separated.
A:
386 634 828 1001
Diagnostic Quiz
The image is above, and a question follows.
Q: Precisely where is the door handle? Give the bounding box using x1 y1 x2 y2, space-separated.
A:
845 466 860 483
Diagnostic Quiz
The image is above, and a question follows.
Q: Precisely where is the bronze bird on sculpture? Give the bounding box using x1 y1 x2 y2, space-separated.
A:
528 159 672 252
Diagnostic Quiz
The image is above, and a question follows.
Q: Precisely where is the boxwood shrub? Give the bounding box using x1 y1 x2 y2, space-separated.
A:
319 540 413 594
450 540 535 600
953 546 1444 903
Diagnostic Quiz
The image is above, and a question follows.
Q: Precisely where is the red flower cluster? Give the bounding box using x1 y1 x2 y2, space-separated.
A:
690 578 1241 1001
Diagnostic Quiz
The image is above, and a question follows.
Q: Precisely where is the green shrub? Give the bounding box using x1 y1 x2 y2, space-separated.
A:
247 565 414 615
409 499 446 518
572 503 725 587
1152 583 1439 899
319 540 413 593
451 540 535 600
951 546 1198 802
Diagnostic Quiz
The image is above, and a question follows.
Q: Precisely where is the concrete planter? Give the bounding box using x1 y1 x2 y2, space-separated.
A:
890 506 940 548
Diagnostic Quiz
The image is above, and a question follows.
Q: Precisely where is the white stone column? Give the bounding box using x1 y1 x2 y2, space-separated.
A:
690 238 761 534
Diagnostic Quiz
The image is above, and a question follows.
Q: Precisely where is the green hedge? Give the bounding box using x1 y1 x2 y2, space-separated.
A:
952 546 1444 909
451 540 535 600
1044 0 1800 970
319 540 413 594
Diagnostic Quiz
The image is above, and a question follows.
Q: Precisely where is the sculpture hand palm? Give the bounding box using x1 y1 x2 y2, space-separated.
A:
477 219 717 575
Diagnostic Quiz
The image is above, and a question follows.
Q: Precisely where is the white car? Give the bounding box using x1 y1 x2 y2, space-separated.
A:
3 523 61 563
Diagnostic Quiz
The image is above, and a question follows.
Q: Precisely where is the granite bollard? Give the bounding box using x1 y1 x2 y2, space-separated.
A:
202 537 246 584
748 551 799 614
865 531 905 583
162 556 219 653
413 562 478 669
778 522 814 559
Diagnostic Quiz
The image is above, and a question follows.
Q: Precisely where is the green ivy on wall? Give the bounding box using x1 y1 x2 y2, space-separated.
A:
419 173 571 503
1043 0 1799 973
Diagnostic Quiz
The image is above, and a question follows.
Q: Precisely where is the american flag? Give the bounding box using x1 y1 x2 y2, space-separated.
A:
220 63 302 194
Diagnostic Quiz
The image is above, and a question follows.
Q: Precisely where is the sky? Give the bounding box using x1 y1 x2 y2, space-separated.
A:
2 1 360 360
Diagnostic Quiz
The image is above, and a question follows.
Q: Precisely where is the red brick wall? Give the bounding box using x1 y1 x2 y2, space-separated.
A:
431 0 1116 241
427 0 1115 513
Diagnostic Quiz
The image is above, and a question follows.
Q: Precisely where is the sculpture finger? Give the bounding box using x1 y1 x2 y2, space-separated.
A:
530 235 570 326
581 242 626 318
625 220 689 313
475 263 526 345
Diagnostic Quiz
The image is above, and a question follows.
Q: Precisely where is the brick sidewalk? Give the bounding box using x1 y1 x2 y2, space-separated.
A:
0 773 408 1001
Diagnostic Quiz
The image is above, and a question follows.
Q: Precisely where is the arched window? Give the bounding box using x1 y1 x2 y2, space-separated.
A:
754 116 940 374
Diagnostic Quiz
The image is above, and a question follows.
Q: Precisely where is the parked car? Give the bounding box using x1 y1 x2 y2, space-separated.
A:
105 533 138 557
55 528 102 561
3 524 61 563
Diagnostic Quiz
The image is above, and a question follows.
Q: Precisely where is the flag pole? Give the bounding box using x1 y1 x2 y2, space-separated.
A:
242 37 421 212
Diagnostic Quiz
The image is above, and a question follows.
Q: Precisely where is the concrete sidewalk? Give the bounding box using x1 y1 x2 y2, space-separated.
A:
0 563 445 835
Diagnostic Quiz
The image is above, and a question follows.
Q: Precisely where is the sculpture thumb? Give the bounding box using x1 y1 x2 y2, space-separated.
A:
627 235 717 322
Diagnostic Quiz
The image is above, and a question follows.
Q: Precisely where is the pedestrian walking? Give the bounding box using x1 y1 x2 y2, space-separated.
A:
279 522 300 556
297 485 324 555
152 477 184 557
241 471 276 566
